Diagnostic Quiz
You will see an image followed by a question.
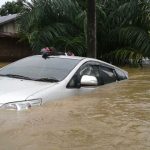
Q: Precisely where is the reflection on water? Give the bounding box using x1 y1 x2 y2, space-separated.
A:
0 63 150 150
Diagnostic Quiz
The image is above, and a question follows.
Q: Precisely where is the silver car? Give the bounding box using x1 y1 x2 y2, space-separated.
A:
0 55 128 110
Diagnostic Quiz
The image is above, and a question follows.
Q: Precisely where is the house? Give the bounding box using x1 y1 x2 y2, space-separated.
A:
0 14 32 62
0 14 18 33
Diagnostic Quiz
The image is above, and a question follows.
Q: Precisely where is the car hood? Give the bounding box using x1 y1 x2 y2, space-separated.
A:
0 77 57 104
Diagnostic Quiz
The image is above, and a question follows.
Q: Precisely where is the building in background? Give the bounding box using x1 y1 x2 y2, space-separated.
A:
0 14 31 61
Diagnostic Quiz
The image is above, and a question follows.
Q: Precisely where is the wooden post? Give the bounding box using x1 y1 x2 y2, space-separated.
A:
87 0 97 58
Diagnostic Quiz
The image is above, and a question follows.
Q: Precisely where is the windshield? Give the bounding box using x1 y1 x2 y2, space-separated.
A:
0 56 81 82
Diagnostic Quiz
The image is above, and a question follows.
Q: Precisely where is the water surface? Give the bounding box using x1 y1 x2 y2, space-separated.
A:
0 63 150 150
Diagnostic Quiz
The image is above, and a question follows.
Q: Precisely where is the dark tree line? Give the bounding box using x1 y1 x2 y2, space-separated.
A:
1 0 150 64
0 0 25 16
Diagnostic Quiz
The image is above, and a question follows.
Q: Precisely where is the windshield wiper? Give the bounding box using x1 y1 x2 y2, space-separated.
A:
0 74 59 82
0 74 33 80
35 78 59 82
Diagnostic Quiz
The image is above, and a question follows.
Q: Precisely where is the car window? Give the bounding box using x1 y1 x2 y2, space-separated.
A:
67 62 103 88
0 56 81 81
80 65 95 76
115 68 127 80
79 64 102 84
100 66 117 84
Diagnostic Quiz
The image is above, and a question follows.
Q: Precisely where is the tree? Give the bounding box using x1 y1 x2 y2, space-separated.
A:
0 0 25 16
17 0 150 64
76 0 86 10
18 0 86 56
96 0 150 64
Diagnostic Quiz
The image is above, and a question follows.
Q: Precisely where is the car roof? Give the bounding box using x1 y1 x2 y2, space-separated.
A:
28 55 124 71
22 55 128 76
30 55 84 60
48 55 85 60
28 55 114 67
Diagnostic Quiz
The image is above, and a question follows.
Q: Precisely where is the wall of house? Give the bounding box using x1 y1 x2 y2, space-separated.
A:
0 37 33 62
0 21 17 33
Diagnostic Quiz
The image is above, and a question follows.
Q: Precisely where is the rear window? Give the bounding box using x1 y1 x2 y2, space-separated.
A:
100 66 117 84
115 68 127 80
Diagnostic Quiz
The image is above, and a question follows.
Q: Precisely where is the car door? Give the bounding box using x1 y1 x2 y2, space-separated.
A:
66 61 102 95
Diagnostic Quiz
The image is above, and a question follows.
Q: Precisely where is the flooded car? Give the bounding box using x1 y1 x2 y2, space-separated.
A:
0 55 128 110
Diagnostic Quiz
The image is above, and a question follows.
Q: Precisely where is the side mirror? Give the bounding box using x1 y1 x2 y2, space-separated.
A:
81 75 98 86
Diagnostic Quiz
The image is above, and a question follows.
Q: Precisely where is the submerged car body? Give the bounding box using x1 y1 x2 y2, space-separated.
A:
0 55 128 110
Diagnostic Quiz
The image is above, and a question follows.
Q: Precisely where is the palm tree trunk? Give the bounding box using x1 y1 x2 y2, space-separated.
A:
87 0 97 58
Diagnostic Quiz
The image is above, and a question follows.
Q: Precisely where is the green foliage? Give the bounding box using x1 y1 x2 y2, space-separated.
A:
0 0 25 16
76 0 86 10
18 0 86 55
17 0 150 65
96 0 150 64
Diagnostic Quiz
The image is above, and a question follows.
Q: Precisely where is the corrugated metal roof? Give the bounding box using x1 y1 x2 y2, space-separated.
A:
0 14 18 25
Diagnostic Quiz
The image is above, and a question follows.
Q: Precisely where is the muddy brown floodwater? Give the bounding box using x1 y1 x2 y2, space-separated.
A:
0 63 150 150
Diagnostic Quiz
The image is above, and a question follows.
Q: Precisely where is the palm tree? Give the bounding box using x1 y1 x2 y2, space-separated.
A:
17 0 150 65
18 0 86 56
96 0 150 64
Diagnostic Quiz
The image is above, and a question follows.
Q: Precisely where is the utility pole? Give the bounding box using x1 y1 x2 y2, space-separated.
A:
87 0 97 58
